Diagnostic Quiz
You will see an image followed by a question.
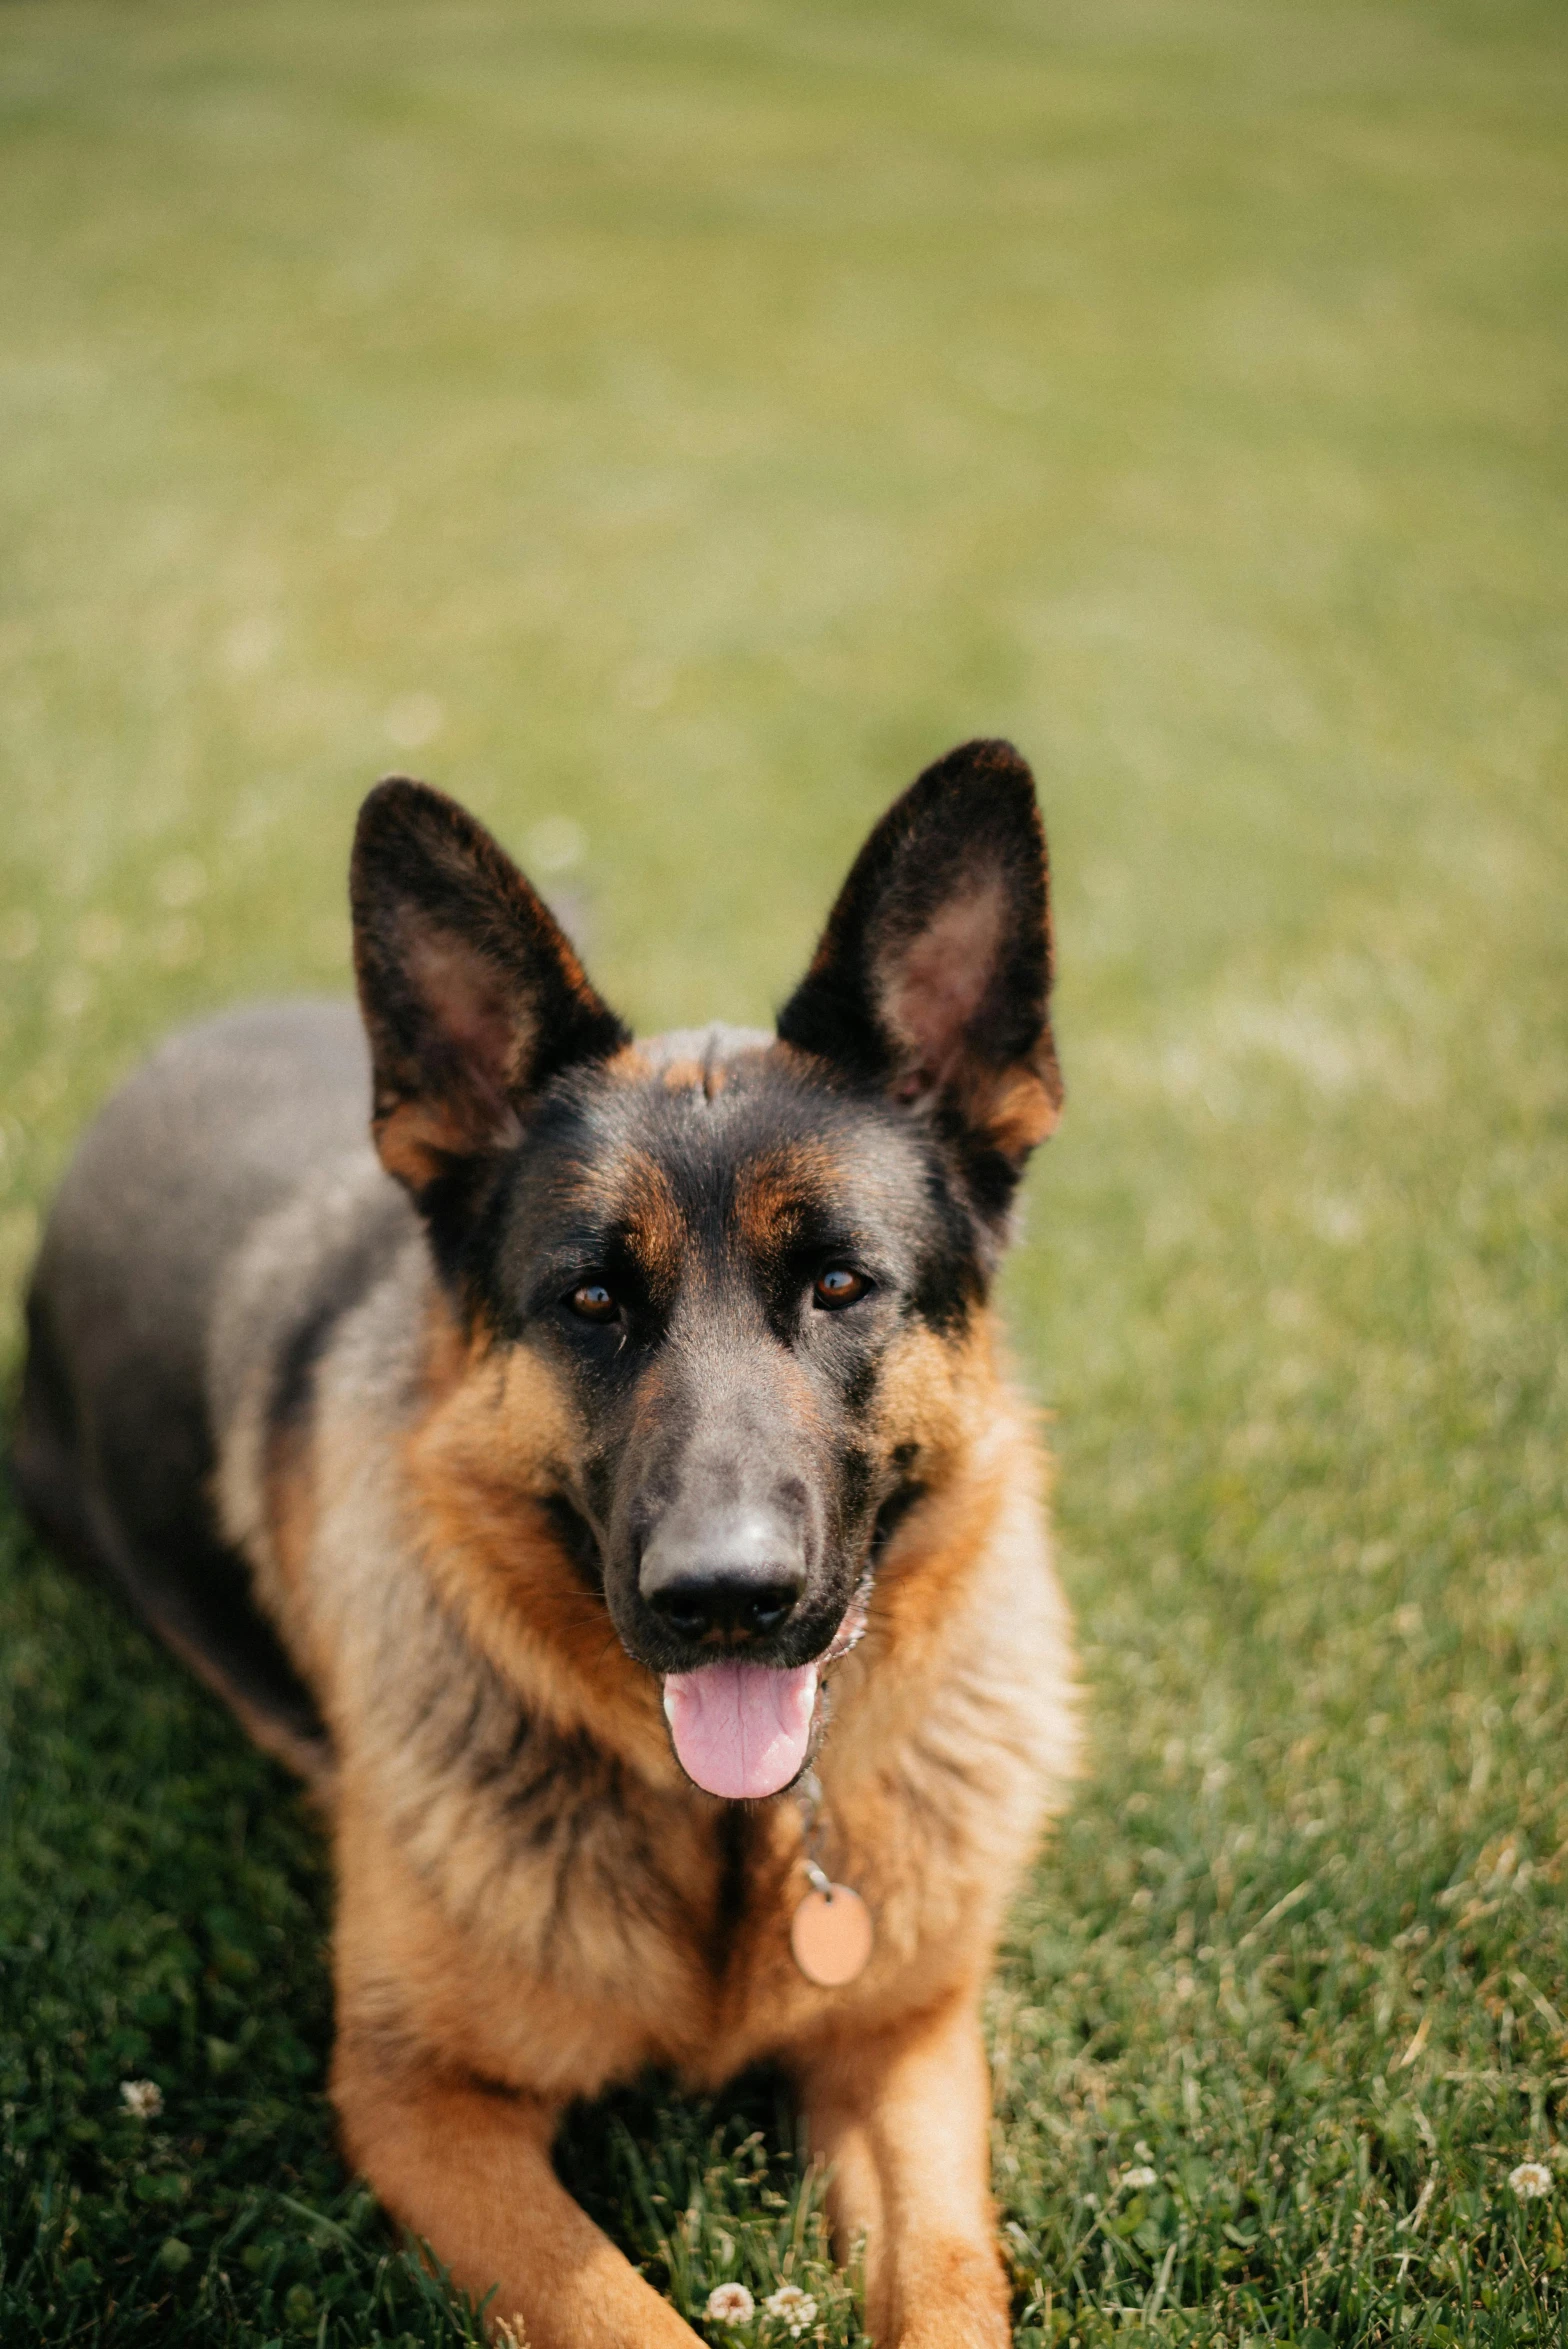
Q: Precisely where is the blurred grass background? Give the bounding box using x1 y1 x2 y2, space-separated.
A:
2 0 1566 2340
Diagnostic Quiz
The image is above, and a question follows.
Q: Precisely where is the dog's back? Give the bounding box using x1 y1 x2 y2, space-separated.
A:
13 1000 377 1767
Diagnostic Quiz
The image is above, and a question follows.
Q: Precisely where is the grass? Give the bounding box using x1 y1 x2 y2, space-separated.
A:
1 0 1566 2338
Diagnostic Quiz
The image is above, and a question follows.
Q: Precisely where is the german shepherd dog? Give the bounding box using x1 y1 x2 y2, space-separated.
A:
14 739 1077 2347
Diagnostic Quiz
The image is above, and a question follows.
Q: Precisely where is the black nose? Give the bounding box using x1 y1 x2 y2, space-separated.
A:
649 1576 803 1642
640 1509 806 1646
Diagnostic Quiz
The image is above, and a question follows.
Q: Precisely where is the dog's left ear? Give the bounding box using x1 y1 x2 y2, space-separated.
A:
350 777 629 1210
777 739 1062 1208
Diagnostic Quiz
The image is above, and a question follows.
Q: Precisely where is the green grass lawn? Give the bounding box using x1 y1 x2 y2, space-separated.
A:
3 0 1567 2338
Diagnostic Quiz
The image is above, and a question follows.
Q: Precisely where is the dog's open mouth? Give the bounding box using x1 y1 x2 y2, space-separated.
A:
659 1576 872 1800
662 1661 819 1800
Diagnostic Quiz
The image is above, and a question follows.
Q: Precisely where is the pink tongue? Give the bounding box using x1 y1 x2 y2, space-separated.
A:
662 1661 819 1799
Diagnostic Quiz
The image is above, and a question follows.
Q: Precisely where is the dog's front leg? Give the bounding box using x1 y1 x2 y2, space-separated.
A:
333 2044 703 2349
795 1989 1011 2349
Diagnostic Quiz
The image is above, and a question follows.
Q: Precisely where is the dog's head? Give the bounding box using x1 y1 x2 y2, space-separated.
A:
350 742 1062 1798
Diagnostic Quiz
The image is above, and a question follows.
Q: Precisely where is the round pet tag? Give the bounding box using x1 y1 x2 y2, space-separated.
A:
790 1884 874 1987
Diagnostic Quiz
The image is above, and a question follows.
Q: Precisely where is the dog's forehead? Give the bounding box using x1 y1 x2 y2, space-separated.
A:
535 1030 934 1248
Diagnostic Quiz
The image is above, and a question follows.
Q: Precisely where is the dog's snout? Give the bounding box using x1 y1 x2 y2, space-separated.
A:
640 1509 807 1647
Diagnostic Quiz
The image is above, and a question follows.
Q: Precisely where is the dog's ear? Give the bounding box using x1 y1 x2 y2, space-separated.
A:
776 739 1062 1205
350 777 629 1208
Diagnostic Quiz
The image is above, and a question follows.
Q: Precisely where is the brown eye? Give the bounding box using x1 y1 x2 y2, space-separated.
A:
569 1281 618 1322
813 1266 868 1309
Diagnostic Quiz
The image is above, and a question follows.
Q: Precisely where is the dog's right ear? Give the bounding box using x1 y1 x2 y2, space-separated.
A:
350 778 629 1211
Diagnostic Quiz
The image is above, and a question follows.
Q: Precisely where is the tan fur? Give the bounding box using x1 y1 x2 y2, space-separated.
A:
655 1054 727 1096
608 1150 689 1298
733 1141 842 1264
405 1335 670 1765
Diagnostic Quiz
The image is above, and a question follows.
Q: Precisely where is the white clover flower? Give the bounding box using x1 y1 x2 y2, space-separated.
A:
706 2282 756 2325
119 2079 163 2120
1121 2165 1158 2191
1510 2160 1553 2200
762 2284 818 2335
